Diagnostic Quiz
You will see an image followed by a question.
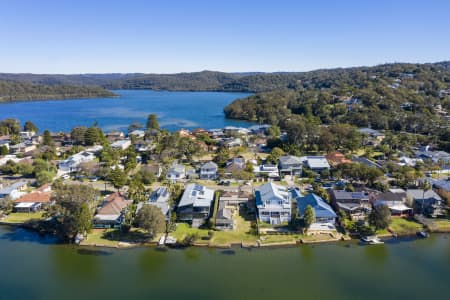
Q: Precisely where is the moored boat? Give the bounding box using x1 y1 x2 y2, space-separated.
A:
360 235 384 245
417 231 429 238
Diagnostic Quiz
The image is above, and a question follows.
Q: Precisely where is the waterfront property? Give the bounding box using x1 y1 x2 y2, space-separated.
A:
136 187 171 220
255 182 292 225
296 193 337 231
93 192 132 228
177 183 215 228
215 201 234 230
406 189 445 217
373 189 412 216
330 189 371 220
14 185 52 212
215 190 253 230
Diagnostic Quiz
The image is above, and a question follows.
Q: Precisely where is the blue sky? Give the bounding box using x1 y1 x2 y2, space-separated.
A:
1 0 449 73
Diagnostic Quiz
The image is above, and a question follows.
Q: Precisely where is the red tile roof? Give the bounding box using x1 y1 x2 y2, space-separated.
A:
15 191 52 203
326 152 352 166
97 192 131 215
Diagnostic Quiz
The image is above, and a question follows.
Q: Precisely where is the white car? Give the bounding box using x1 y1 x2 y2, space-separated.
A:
62 174 70 180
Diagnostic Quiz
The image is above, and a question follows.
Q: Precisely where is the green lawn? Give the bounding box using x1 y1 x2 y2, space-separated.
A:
260 234 300 245
170 223 210 243
82 228 160 247
1 212 44 224
300 233 340 243
426 219 450 232
388 218 423 235
210 212 258 246
171 208 258 246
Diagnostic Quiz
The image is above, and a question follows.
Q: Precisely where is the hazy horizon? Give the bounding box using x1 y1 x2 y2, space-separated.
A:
1 59 449 76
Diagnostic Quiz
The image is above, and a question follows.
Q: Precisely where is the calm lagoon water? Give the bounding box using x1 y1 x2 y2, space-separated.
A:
0 226 449 300
0 90 252 132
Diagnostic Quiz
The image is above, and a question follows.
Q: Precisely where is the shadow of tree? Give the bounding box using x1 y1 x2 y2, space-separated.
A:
101 229 150 243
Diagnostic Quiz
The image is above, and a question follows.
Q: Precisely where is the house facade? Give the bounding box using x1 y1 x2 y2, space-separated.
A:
330 189 371 220
0 181 28 200
278 155 304 176
406 189 445 217
58 151 96 173
166 164 186 182
177 183 215 228
14 185 52 212
373 189 412 216
93 193 131 228
200 161 218 180
255 182 292 225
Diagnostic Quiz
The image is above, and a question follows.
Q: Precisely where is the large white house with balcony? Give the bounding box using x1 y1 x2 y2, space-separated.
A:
255 182 292 225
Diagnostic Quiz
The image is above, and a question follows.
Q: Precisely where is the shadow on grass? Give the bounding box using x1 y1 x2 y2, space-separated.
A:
101 229 151 243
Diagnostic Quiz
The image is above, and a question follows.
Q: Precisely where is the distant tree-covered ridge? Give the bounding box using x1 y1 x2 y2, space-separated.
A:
0 80 117 102
224 62 450 139
1 61 449 93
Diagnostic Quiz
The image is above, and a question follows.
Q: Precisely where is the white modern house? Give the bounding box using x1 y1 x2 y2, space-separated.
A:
0 181 28 200
58 151 96 173
199 161 219 180
110 139 132 150
305 156 330 172
253 164 280 178
255 182 292 225
128 130 145 139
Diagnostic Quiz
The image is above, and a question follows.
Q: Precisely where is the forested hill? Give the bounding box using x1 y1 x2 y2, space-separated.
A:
0 80 117 102
1 61 449 93
224 62 450 139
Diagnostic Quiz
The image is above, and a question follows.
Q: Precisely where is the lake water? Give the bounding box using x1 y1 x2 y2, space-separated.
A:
0 226 449 300
0 90 252 132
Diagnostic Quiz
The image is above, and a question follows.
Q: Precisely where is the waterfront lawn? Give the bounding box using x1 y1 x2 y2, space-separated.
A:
83 228 159 247
210 212 258 246
171 223 210 244
424 218 450 232
300 233 340 243
388 218 423 235
259 234 300 245
1 212 44 224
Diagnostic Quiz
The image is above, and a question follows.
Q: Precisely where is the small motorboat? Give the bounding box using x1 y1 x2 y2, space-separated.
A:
417 231 430 238
361 235 384 245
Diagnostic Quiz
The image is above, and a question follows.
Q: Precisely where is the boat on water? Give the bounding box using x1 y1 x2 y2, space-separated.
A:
417 231 430 238
360 236 384 245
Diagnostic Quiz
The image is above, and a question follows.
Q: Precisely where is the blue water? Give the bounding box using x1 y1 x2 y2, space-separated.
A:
0 90 252 132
